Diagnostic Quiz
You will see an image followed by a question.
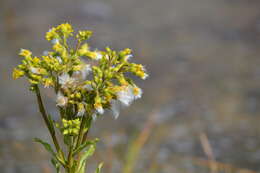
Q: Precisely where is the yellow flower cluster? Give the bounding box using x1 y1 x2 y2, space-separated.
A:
76 30 92 41
62 118 81 136
13 23 148 121
46 23 73 41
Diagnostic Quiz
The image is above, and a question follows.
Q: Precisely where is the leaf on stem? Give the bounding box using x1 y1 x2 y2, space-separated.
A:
76 144 96 172
51 158 61 173
34 138 56 156
95 162 103 173
73 138 99 156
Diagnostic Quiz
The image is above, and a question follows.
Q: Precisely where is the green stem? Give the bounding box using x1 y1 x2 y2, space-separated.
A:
34 85 65 161
67 139 74 172
82 118 91 143
75 115 88 149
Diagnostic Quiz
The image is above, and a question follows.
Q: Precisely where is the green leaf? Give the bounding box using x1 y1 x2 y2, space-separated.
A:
80 144 96 162
95 163 103 173
34 138 66 167
77 144 96 172
51 158 61 173
34 138 55 156
78 162 86 173
73 141 92 156
73 139 99 156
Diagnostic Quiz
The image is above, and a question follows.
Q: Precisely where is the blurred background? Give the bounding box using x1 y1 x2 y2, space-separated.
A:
1 0 260 172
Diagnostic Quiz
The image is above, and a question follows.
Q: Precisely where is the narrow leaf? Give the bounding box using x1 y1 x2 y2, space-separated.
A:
73 139 98 156
34 138 55 156
51 158 61 173
77 144 96 172
95 163 103 173
81 144 96 161
79 162 86 173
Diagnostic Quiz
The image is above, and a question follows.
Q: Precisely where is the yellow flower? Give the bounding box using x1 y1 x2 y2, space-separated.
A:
46 27 58 41
62 118 80 135
57 23 74 37
53 42 64 53
13 23 149 124
72 65 83 72
19 49 32 57
78 44 89 56
32 57 41 64
43 78 53 88
94 96 104 114
12 68 25 79
133 86 142 99
76 30 92 41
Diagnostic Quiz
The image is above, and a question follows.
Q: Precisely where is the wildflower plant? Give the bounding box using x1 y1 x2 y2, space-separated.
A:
13 23 148 173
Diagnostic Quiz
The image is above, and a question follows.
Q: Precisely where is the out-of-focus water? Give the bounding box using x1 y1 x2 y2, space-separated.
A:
1 0 260 172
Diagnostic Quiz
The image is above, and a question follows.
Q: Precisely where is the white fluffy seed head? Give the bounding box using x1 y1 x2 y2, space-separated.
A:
111 100 120 119
77 109 85 117
95 52 103 60
83 84 93 91
96 105 104 115
116 86 135 106
142 73 149 80
59 73 76 88
125 54 133 61
56 56 62 63
73 64 92 81
51 39 59 44
81 64 92 79
56 92 68 107
30 67 41 74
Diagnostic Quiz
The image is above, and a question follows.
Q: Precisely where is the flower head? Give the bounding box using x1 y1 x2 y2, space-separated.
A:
94 96 104 114
96 106 104 114
116 86 135 106
13 23 148 123
125 54 133 61
133 87 142 99
83 84 93 91
59 73 76 88
95 51 103 60
142 72 149 80
19 49 32 57
56 92 68 107
51 39 59 44
12 68 25 79
56 56 62 63
76 103 85 117
30 67 41 74
77 30 92 41
73 64 92 80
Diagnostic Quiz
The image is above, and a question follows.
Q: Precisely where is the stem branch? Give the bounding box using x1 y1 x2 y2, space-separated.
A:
35 85 65 160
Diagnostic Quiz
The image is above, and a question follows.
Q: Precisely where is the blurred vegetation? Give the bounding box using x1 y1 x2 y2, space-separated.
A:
2 0 260 172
